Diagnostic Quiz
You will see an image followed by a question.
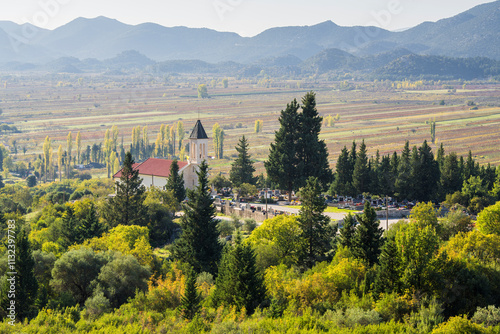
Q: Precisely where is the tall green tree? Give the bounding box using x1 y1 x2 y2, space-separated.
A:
180 268 202 320
13 226 39 320
439 152 462 200
265 99 300 201
172 161 222 275
413 141 440 201
297 177 332 268
337 213 357 250
165 160 186 204
104 152 146 227
296 92 332 190
352 201 384 266
331 146 352 195
373 237 401 294
395 141 412 200
352 140 369 195
213 232 266 314
229 136 257 187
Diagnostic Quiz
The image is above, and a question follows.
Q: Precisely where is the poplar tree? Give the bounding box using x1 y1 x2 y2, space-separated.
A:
76 131 81 164
67 131 72 176
172 161 222 274
104 152 146 227
165 160 186 204
229 136 257 187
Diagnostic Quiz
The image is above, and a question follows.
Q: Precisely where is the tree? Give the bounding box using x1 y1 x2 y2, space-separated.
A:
246 215 301 268
337 213 357 250
222 78 229 88
67 132 72 177
296 92 332 190
430 119 436 144
76 131 81 164
93 253 150 309
180 268 202 320
212 123 224 159
76 201 105 242
255 119 263 133
172 160 222 274
476 201 500 236
265 99 300 201
57 145 63 181
42 136 51 182
50 248 106 305
409 201 439 229
395 223 440 294
331 146 352 195
0 174 4 189
440 152 462 200
373 237 400 294
177 121 185 151
395 141 412 200
414 141 439 201
165 160 186 204
352 140 369 195
197 84 208 98
297 177 332 268
26 175 36 187
352 201 384 266
230 136 257 187
213 232 266 313
12 227 38 319
103 152 146 227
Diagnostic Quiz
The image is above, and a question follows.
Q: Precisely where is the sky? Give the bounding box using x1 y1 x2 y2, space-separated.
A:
0 0 495 36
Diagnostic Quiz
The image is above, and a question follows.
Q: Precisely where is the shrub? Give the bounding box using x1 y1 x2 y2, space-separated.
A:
472 305 500 327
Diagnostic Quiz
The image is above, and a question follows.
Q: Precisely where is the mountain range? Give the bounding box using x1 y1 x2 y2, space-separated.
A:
0 1 499 78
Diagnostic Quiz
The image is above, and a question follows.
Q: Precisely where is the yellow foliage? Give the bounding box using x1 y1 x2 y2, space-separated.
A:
441 230 500 265
75 224 154 266
41 241 64 257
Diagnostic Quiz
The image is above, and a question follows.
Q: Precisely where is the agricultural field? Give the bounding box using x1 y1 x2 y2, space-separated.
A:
1 73 499 179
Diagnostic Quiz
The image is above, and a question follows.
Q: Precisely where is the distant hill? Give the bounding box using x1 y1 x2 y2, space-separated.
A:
0 1 498 65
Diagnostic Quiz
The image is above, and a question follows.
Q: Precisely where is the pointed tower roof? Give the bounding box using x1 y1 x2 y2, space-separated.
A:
189 120 208 139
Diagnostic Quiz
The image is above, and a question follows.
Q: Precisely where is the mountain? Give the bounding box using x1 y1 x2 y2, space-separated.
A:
0 1 498 66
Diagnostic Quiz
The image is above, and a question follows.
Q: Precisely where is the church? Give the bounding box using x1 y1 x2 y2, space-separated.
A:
113 120 209 190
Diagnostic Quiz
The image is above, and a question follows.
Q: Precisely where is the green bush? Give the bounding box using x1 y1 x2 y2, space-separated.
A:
472 305 500 327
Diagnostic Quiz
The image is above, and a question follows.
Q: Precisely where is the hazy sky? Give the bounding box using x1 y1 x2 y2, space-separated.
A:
0 0 495 36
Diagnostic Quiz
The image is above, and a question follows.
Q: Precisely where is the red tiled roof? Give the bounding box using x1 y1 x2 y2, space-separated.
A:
113 158 188 178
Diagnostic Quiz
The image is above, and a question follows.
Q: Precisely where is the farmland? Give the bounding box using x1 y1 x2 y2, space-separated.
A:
1 74 499 179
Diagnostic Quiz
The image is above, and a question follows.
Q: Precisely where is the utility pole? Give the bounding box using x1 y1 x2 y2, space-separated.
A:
386 195 389 230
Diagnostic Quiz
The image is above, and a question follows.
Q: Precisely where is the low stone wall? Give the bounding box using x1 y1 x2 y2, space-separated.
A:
375 209 410 219
216 203 290 221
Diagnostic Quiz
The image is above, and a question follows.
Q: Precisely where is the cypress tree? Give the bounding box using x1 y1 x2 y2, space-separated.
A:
180 269 202 320
352 201 384 266
104 152 146 227
213 232 266 314
172 160 222 275
229 136 257 187
60 206 79 248
265 99 300 202
296 92 332 190
297 176 331 268
166 159 186 204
